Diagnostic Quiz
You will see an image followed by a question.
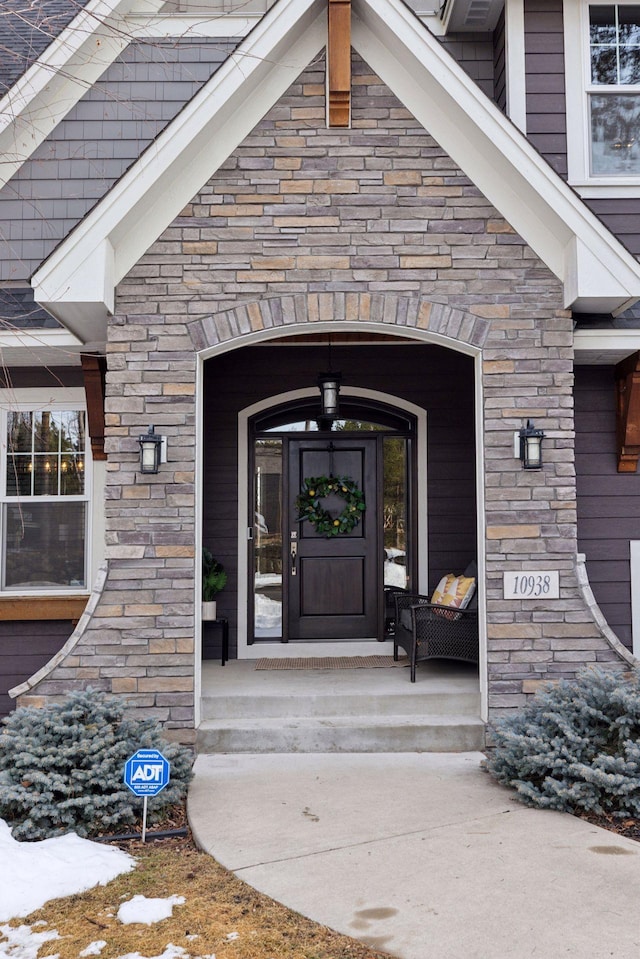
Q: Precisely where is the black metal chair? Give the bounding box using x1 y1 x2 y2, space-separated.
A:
393 569 478 682
383 585 406 636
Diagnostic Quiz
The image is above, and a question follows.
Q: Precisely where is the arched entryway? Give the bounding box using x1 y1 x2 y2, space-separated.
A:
200 332 481 663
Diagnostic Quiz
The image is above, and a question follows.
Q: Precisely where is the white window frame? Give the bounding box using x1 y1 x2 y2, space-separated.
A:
631 540 640 657
0 389 93 596
564 0 640 196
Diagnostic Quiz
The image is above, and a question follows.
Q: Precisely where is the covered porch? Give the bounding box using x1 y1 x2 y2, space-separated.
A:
200 334 481 663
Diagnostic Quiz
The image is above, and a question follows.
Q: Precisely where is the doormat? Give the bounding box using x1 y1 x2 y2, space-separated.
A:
255 656 408 670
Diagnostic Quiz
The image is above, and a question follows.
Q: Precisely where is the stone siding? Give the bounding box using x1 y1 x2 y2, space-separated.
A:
18 54 631 731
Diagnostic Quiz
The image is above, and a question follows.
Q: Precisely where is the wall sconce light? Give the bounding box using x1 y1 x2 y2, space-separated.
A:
317 371 342 430
138 424 165 474
518 420 545 470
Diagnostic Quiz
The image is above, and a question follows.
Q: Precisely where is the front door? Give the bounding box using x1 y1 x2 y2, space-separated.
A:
287 437 379 641
250 404 414 646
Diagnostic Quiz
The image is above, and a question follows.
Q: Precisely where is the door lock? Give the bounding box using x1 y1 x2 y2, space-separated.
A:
290 530 298 576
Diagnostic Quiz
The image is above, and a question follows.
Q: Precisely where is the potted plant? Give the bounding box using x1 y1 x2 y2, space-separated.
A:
202 548 227 620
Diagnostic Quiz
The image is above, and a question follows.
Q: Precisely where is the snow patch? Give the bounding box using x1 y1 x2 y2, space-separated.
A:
0 923 59 959
117 896 186 926
118 946 214 959
79 941 107 956
0 820 135 922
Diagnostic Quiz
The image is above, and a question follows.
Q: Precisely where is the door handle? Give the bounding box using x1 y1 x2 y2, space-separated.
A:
290 540 298 576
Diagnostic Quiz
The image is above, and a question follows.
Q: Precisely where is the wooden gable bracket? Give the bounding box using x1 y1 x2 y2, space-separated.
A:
328 0 351 127
615 351 640 472
81 354 107 462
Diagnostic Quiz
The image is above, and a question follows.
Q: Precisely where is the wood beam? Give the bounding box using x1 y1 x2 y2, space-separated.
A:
0 595 88 621
81 353 107 461
328 0 351 127
615 351 640 472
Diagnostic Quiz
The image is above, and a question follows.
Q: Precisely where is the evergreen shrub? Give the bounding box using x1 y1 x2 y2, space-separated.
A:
0 688 193 840
484 667 640 817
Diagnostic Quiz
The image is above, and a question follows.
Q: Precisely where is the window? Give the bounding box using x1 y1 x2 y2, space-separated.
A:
564 1 640 192
1 406 89 591
588 4 640 174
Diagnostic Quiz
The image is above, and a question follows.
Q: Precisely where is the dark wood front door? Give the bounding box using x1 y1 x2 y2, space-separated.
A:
287 437 379 641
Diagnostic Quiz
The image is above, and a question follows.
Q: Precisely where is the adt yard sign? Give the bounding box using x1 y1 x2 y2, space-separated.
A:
124 749 170 798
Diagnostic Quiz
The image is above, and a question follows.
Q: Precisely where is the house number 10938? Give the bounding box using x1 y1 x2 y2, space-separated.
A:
503 570 559 600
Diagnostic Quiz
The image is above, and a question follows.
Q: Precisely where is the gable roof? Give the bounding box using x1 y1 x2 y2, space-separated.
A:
0 0 91 94
30 0 640 346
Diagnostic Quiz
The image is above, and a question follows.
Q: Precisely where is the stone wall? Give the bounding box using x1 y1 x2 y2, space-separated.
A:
17 54 631 731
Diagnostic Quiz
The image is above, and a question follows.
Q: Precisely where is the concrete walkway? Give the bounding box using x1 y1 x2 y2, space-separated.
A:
188 752 640 959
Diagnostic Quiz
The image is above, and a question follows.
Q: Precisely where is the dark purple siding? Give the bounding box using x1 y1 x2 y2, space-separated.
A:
0 620 73 715
203 343 476 658
524 0 567 177
439 33 495 100
0 366 84 389
493 9 507 112
583 199 640 258
575 365 640 651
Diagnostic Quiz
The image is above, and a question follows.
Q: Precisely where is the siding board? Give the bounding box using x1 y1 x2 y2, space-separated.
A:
524 0 567 177
583 199 640 256
575 365 640 650
0 620 73 715
438 33 495 100
493 9 507 112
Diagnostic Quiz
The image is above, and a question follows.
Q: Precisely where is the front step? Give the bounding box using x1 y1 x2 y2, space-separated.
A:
196 714 485 753
201 688 480 720
197 660 485 753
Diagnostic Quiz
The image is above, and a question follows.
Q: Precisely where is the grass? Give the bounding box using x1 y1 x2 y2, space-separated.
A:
2 831 394 959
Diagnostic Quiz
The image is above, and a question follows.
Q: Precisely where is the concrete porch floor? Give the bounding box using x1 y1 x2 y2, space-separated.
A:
200 656 480 698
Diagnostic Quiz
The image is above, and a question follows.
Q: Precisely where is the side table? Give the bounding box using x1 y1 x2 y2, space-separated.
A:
202 617 229 665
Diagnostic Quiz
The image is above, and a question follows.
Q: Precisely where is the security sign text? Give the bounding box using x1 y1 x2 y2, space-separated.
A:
124 749 170 797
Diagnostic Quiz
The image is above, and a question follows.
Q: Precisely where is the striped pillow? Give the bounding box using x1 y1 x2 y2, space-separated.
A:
432 574 476 620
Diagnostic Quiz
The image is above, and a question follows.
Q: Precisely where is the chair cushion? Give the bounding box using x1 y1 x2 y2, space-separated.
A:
433 575 476 620
400 608 413 631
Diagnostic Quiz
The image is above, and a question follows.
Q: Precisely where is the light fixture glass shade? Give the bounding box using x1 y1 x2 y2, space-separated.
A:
317 371 342 420
519 420 545 470
139 425 162 474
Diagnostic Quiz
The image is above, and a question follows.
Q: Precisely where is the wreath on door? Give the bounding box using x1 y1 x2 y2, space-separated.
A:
296 475 366 537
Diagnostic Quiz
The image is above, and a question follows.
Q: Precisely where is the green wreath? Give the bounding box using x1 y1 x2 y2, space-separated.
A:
296 475 366 538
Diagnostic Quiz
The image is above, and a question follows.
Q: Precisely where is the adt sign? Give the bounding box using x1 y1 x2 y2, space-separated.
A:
124 749 170 797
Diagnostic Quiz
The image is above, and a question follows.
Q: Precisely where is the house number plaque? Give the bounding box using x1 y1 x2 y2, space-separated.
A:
503 570 559 600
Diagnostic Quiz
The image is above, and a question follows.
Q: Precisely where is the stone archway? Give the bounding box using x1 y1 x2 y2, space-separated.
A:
188 294 491 355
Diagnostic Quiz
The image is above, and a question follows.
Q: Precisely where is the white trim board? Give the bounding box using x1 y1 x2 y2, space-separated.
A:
30 0 640 338
574 328 640 364
0 329 85 367
505 0 526 133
